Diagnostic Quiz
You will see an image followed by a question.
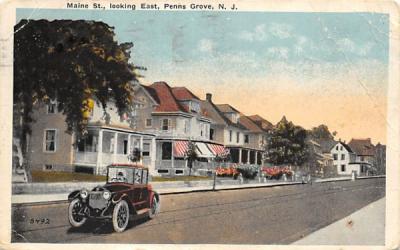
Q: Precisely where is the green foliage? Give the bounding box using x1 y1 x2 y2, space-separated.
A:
14 19 140 141
236 166 258 179
309 124 335 140
185 141 198 176
264 116 308 166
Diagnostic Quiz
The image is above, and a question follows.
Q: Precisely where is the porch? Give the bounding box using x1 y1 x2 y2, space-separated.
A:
73 126 156 175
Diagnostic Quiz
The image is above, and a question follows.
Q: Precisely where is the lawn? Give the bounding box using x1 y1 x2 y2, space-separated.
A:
31 170 211 183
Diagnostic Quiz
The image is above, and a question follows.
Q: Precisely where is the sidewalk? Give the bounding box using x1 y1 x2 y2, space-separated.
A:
11 180 302 205
292 197 385 245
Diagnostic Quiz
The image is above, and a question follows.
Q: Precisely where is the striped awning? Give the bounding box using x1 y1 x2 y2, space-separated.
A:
195 142 215 158
208 144 228 157
173 140 189 157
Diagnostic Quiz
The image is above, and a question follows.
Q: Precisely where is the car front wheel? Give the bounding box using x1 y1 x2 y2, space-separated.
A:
149 195 160 219
68 198 87 228
112 200 129 233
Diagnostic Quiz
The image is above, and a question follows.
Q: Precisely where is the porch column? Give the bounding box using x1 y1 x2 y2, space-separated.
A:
150 137 157 175
96 129 103 175
238 149 242 164
140 136 144 164
247 150 251 164
113 132 118 164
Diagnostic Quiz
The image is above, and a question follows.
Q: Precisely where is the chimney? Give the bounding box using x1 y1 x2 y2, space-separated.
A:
206 93 212 102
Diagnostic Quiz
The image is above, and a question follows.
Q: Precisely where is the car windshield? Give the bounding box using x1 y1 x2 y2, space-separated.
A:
107 167 134 184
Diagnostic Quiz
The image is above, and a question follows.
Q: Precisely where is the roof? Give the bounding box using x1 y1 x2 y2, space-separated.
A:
331 141 354 153
200 100 246 129
348 138 375 156
247 115 274 131
238 115 264 133
146 82 186 113
215 104 240 113
171 87 200 101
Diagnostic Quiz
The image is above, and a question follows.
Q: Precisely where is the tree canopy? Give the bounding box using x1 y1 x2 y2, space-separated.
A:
14 19 140 144
308 124 336 140
264 116 308 166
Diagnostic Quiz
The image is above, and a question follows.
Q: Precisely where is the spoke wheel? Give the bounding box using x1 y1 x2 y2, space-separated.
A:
68 198 87 228
112 200 129 233
149 195 160 219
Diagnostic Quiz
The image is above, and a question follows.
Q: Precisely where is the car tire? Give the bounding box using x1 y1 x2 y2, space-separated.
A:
68 198 87 228
149 195 160 219
112 200 129 233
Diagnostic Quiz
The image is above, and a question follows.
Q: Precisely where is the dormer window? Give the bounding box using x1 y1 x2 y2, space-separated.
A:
47 100 58 114
189 101 200 113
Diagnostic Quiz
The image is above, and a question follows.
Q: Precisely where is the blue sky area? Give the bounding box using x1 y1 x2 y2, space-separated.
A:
16 9 390 142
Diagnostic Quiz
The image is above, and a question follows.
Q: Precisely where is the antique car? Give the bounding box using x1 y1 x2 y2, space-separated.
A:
67 164 160 233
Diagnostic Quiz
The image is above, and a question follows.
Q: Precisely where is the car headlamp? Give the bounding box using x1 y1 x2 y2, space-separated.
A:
80 189 88 199
103 191 111 200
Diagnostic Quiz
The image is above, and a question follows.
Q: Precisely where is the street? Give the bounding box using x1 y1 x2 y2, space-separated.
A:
12 178 385 244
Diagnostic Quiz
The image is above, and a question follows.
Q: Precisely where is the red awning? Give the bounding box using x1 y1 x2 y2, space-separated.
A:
208 144 228 157
173 140 189 157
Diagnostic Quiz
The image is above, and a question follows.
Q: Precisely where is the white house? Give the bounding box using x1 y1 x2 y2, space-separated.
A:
330 141 357 175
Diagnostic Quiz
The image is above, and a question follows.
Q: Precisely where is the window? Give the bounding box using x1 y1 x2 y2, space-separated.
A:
142 143 150 156
236 132 240 143
341 165 346 172
244 135 249 144
184 120 190 133
360 156 365 161
44 164 53 170
161 142 172 160
336 146 339 150
134 169 143 184
333 154 338 160
340 146 343 150
47 100 58 114
210 128 214 140
44 129 56 152
229 130 232 142
161 119 170 131
145 119 152 128
200 124 204 136
341 154 345 160
142 169 148 184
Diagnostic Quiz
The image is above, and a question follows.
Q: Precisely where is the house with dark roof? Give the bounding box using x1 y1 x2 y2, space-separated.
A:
132 82 222 176
201 93 267 166
330 139 375 176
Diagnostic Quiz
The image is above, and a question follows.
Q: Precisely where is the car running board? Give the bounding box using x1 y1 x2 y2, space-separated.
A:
136 208 150 216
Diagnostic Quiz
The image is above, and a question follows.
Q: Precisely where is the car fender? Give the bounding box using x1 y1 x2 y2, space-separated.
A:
68 190 80 201
112 193 136 215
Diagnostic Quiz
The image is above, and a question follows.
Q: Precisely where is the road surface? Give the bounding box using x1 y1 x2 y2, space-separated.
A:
12 177 385 244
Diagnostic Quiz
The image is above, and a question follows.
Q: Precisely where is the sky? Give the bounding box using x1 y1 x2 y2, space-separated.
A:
16 9 390 144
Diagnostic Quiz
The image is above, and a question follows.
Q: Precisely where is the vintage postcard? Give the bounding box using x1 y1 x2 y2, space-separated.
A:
0 0 399 249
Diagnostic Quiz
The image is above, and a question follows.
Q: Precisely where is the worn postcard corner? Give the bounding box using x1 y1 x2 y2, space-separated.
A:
0 0 400 250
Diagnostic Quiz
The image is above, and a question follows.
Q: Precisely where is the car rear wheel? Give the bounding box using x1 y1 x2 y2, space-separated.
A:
112 200 129 233
149 195 160 219
68 198 87 228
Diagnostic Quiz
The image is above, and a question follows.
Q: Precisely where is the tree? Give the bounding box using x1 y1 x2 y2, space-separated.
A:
309 124 336 140
264 116 308 166
185 141 198 176
14 19 141 180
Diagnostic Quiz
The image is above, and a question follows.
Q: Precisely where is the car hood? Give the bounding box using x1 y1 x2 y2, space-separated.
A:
100 183 132 193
